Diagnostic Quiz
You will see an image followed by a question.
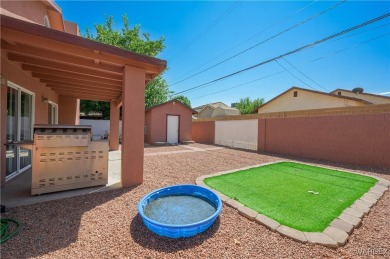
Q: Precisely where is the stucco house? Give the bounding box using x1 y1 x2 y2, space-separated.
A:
194 102 240 119
145 100 197 144
0 0 166 187
256 86 375 113
331 88 390 104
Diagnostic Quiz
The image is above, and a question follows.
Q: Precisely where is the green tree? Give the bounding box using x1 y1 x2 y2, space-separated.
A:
171 95 191 108
82 15 169 117
235 97 264 115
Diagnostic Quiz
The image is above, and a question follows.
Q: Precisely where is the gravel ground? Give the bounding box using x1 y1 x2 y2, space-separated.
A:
144 145 188 153
1 145 389 258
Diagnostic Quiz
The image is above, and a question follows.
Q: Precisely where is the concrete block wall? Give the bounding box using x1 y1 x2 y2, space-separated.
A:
192 121 215 144
261 113 390 167
193 111 390 168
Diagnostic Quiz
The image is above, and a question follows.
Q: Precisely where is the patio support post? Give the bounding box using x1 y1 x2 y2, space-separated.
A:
109 101 120 151
58 95 80 125
0 80 7 185
121 65 145 186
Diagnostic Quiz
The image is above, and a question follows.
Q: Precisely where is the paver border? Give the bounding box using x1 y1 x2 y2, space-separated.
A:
195 160 389 248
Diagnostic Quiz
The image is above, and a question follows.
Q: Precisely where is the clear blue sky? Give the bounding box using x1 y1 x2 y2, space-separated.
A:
57 0 390 108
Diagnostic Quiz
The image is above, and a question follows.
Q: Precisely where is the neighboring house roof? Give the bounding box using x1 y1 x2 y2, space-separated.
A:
331 88 390 101
145 100 198 114
256 86 372 112
196 102 240 118
193 102 230 112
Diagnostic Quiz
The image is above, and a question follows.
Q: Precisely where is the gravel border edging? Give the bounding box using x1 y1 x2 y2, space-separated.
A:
195 160 390 248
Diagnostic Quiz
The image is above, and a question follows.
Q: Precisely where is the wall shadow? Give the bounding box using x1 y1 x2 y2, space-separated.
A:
130 214 220 252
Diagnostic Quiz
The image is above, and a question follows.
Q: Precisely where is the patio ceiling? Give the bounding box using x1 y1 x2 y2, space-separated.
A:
0 14 167 103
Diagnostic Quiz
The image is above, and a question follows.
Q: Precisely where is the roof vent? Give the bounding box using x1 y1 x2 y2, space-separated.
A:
352 87 364 94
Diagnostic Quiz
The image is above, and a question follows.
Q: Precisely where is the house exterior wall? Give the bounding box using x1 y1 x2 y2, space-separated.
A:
145 102 193 144
1 0 51 26
64 20 79 35
192 121 215 144
1 56 59 185
334 90 390 104
258 89 366 113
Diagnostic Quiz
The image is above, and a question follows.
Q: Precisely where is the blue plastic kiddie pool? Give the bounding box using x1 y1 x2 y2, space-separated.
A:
138 184 222 238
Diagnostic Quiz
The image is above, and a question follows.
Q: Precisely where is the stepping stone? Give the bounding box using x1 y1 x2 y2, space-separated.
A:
276 226 307 243
338 213 361 227
354 199 373 209
351 203 370 215
238 206 258 221
344 207 364 219
323 226 349 246
218 193 230 202
366 191 382 199
330 219 354 234
371 185 387 194
378 180 390 187
304 232 338 248
360 194 378 204
225 199 244 209
255 214 280 232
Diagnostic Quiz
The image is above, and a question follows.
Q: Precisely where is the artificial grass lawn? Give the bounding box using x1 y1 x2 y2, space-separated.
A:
204 162 377 232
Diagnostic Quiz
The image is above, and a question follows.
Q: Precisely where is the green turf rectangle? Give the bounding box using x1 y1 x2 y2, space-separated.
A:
204 162 377 232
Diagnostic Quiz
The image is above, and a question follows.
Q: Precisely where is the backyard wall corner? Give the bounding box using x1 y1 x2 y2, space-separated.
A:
192 121 215 144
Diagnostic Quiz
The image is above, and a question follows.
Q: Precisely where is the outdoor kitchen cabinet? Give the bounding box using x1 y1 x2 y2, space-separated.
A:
31 125 108 195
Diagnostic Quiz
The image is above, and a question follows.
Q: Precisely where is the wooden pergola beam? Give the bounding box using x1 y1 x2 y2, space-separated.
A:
47 84 121 95
23 65 122 86
52 89 118 100
8 53 123 80
3 42 123 74
41 79 122 91
1 25 166 75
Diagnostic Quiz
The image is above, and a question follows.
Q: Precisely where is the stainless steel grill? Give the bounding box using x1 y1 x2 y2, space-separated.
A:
31 125 108 195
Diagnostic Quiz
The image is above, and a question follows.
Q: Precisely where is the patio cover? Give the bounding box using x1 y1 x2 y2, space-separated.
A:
0 14 167 186
0 14 166 102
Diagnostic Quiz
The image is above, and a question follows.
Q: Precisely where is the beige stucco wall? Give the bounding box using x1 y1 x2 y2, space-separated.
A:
334 90 390 104
258 89 366 113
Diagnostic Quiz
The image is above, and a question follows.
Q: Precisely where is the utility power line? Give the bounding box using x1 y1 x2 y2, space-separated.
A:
170 1 242 63
170 0 319 84
171 13 390 97
191 32 389 100
275 59 318 91
170 0 347 87
281 57 329 91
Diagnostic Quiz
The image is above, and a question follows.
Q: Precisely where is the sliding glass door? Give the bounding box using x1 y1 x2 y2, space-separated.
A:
6 82 34 181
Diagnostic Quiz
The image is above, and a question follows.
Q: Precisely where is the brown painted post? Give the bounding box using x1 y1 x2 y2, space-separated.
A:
0 79 7 185
109 101 120 151
121 66 145 186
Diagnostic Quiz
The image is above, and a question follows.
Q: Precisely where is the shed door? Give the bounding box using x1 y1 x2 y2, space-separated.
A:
167 115 179 144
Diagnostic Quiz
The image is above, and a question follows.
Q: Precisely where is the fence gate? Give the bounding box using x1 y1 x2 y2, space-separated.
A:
215 120 258 151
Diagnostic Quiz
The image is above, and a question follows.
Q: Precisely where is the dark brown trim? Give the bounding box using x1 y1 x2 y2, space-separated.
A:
146 100 198 114
256 86 372 111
